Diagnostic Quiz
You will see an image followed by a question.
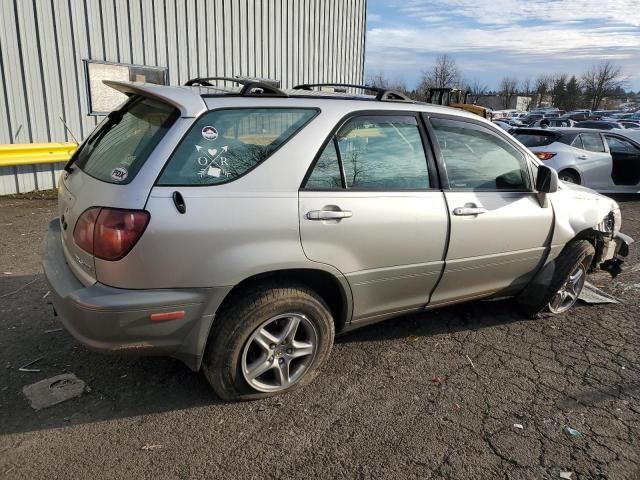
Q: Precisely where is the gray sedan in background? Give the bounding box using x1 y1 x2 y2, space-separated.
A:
514 127 640 193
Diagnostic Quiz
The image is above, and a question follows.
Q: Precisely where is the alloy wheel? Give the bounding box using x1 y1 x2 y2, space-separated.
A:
548 263 586 313
241 313 318 392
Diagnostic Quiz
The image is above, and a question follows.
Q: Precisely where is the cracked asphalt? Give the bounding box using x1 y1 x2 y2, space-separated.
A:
0 194 639 479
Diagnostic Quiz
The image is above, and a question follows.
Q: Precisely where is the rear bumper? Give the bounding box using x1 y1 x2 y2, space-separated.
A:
41 220 231 370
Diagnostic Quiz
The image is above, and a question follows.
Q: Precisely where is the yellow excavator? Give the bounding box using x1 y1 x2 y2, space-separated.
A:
427 88 490 119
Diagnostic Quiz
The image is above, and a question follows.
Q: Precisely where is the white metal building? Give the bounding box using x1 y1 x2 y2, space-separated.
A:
0 0 367 194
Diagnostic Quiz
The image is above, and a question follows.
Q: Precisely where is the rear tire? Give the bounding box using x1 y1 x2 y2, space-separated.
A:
202 284 335 401
558 169 580 184
517 240 594 317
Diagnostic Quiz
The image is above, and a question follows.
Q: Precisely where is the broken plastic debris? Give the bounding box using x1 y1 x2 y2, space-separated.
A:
559 472 573 480
44 328 62 334
2 271 13 275
432 376 445 385
566 427 582 438
141 444 162 451
578 282 620 304
42 291 50 299
18 357 43 373
465 354 476 370
407 335 419 342
513 423 524 429
22 373 85 410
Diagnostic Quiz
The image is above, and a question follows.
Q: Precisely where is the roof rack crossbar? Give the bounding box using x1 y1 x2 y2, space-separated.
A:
185 76 288 97
293 82 380 93
375 90 412 102
292 83 412 102
239 81 288 97
184 76 253 87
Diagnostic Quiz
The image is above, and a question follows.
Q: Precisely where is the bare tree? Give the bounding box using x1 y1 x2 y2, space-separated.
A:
520 77 531 96
581 61 625 110
500 77 518 109
365 71 410 96
419 54 461 90
467 79 488 96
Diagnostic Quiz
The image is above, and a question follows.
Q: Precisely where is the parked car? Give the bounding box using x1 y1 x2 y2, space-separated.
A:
533 118 576 128
492 120 515 133
42 80 631 400
562 112 589 121
513 127 640 192
575 120 626 130
520 113 544 125
617 120 640 129
609 113 634 120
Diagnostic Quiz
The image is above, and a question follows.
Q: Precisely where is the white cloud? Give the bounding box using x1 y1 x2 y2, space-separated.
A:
366 0 640 88
403 0 640 27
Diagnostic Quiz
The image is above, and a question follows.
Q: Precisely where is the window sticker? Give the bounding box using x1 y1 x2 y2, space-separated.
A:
194 145 230 178
201 126 218 141
110 166 128 182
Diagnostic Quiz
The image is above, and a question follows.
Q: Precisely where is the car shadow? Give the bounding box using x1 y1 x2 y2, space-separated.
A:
0 273 533 436
335 297 531 345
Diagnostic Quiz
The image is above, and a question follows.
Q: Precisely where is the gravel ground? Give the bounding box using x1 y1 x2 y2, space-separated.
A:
0 194 639 480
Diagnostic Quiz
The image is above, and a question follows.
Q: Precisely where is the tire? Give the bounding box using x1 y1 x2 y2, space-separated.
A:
202 284 335 401
558 169 580 184
517 240 594 317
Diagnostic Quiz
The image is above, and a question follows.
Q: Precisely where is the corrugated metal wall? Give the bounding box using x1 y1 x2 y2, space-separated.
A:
0 0 367 194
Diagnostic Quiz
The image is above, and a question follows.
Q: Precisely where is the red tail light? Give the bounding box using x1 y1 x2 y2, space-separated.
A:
73 208 150 261
535 152 557 161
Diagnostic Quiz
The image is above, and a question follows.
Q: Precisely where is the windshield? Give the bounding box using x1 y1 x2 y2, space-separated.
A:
73 96 179 184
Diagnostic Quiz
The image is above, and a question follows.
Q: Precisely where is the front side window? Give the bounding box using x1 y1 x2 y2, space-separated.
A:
158 108 317 185
430 118 529 191
580 133 605 153
303 114 430 190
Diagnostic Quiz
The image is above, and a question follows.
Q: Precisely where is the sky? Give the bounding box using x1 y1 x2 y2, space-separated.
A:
365 0 640 92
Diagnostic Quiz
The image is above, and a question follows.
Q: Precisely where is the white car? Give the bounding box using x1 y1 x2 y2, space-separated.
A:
513 128 640 193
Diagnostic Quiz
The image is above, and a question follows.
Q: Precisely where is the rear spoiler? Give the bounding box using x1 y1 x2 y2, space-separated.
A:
103 81 207 118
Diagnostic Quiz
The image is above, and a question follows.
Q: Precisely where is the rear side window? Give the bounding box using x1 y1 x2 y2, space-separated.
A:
74 97 178 184
304 140 343 189
513 132 557 147
304 114 431 190
579 133 605 152
431 118 529 191
158 108 317 185
337 116 430 189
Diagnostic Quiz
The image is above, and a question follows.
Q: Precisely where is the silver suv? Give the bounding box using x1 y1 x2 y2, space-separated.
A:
42 79 632 400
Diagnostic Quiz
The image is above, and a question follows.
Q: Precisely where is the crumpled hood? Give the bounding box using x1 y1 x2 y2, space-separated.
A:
550 181 618 244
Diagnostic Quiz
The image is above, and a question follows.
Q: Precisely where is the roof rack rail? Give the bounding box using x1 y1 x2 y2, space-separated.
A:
185 76 287 97
292 83 413 103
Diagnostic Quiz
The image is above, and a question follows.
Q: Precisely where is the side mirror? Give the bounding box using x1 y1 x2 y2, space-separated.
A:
535 164 558 193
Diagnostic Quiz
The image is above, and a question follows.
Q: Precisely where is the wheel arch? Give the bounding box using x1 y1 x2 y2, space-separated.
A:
558 167 582 184
216 268 353 333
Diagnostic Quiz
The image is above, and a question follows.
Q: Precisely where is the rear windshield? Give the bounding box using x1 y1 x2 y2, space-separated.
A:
513 132 557 147
74 96 178 184
158 108 318 186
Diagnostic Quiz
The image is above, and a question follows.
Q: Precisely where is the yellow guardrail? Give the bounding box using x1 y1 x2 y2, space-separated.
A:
0 143 77 167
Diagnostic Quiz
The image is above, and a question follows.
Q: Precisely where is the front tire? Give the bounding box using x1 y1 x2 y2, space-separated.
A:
202 284 335 401
517 240 594 317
